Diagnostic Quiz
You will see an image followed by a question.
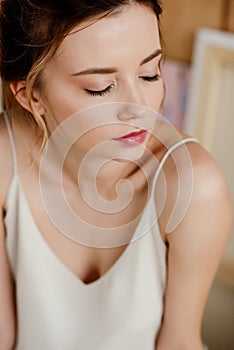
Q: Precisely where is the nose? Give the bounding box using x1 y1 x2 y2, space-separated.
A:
118 103 148 121
117 88 147 121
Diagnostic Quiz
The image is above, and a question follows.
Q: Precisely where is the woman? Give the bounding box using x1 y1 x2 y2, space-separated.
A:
0 1 232 349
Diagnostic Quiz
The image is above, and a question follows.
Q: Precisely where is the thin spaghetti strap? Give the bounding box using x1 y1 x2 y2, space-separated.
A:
151 137 199 194
3 110 18 175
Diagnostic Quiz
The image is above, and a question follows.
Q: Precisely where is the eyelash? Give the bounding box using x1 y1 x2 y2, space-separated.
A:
142 74 161 82
86 84 114 97
85 74 161 97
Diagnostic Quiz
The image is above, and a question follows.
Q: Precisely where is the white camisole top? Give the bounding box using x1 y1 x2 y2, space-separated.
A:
3 113 199 350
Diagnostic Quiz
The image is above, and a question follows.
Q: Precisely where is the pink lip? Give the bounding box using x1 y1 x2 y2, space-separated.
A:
113 129 147 147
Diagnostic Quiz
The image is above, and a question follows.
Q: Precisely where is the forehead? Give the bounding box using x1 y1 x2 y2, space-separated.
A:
55 4 160 67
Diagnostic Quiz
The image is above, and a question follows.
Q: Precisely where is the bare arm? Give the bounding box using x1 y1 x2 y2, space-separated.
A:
0 209 16 350
155 144 233 350
0 116 16 349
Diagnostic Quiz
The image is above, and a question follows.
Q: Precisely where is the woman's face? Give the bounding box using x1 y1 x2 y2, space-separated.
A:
40 3 164 160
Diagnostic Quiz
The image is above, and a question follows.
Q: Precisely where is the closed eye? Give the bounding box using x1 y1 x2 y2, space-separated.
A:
85 84 114 97
84 74 161 97
141 74 161 82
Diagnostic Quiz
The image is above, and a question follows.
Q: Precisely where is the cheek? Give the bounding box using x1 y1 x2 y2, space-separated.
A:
41 72 88 123
73 124 116 154
145 81 164 111
45 85 83 121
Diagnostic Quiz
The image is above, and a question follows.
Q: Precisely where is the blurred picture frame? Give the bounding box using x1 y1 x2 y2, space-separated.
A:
185 28 234 289
185 28 234 148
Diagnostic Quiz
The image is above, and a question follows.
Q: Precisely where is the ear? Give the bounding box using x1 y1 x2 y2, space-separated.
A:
10 81 46 115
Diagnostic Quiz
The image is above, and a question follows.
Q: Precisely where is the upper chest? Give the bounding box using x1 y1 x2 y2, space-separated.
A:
17 159 154 285
10 122 168 285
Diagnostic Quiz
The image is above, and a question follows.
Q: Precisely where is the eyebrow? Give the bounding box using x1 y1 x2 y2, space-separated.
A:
71 49 163 76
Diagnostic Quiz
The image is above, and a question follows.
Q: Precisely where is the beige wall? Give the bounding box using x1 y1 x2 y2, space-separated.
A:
161 0 229 62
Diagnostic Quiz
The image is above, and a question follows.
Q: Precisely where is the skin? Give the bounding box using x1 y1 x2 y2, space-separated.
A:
37 4 164 196
0 3 233 350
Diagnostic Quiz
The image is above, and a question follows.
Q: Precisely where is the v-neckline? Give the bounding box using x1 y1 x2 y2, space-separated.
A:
12 175 155 289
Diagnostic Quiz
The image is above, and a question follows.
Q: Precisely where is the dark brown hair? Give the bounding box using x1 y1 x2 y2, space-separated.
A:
0 0 162 145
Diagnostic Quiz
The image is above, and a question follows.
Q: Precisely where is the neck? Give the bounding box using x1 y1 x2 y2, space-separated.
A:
62 145 140 201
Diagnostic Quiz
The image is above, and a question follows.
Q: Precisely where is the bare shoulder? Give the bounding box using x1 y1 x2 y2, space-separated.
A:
178 136 233 229
0 110 40 202
0 112 14 208
154 131 233 348
155 129 233 241
178 132 231 200
163 129 232 202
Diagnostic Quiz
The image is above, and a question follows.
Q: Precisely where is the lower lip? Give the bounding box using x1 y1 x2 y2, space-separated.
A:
114 130 147 147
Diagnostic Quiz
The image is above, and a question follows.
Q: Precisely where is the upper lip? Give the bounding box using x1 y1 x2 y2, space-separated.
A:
114 129 147 139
